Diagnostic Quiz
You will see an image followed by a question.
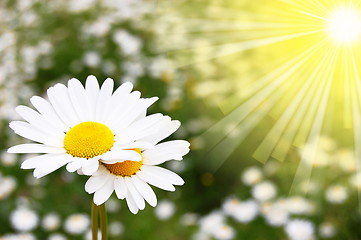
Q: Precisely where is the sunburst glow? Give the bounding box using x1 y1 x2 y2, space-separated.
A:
327 7 361 44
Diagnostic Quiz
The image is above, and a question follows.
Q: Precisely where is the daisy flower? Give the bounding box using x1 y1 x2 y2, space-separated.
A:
85 124 190 214
8 75 161 177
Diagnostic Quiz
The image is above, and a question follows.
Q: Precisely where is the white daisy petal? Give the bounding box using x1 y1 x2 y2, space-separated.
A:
9 121 63 147
106 91 141 130
16 105 65 136
143 140 190 165
94 176 115 205
125 192 139 214
115 114 165 144
139 119 181 145
101 150 142 163
137 170 176 192
8 144 66 154
103 82 135 127
125 177 145 210
112 81 133 99
21 154 55 169
86 173 111 194
113 141 154 150
111 97 159 132
30 96 69 132
142 165 184 186
47 83 80 127
32 154 73 178
114 177 127 199
81 157 100 176
66 158 87 172
132 175 157 207
85 75 100 120
67 78 91 121
96 78 114 123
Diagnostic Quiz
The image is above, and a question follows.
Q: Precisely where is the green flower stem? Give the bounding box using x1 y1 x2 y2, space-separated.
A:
91 203 99 240
99 203 108 240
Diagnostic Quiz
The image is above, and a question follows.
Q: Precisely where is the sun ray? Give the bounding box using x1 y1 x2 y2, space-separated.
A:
253 44 333 162
200 41 327 169
290 48 338 195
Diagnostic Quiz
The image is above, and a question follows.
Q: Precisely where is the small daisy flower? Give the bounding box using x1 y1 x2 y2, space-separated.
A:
10 207 39 232
42 213 61 231
8 76 160 177
85 126 190 213
252 181 277 202
109 221 124 236
155 200 176 220
64 213 90 235
319 222 336 238
241 167 262 186
231 200 259 223
325 185 348 204
285 219 315 240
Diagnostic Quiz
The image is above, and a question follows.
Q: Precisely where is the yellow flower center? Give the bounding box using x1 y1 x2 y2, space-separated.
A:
102 148 143 177
64 122 115 159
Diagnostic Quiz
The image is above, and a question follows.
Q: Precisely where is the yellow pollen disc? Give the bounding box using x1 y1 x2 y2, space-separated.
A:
103 148 143 177
64 121 115 159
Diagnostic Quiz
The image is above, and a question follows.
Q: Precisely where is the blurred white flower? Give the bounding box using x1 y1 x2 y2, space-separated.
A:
101 0 154 21
148 57 173 78
17 0 35 11
67 0 96 12
263 200 289 226
109 221 124 236
212 225 235 240
122 61 144 78
0 151 16 166
102 61 117 75
285 219 315 240
10 207 39 232
319 222 336 238
335 149 356 172
232 200 259 223
199 211 225 235
180 213 198 226
64 214 90 235
106 198 121 213
42 213 61 231
222 197 241 216
166 160 186 173
113 30 142 56
0 176 16 200
83 51 101 67
252 181 277 202
325 185 348 204
286 196 314 215
263 161 280 176
84 17 114 37
2 233 36 240
155 200 176 220
48 233 68 240
241 167 263 186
